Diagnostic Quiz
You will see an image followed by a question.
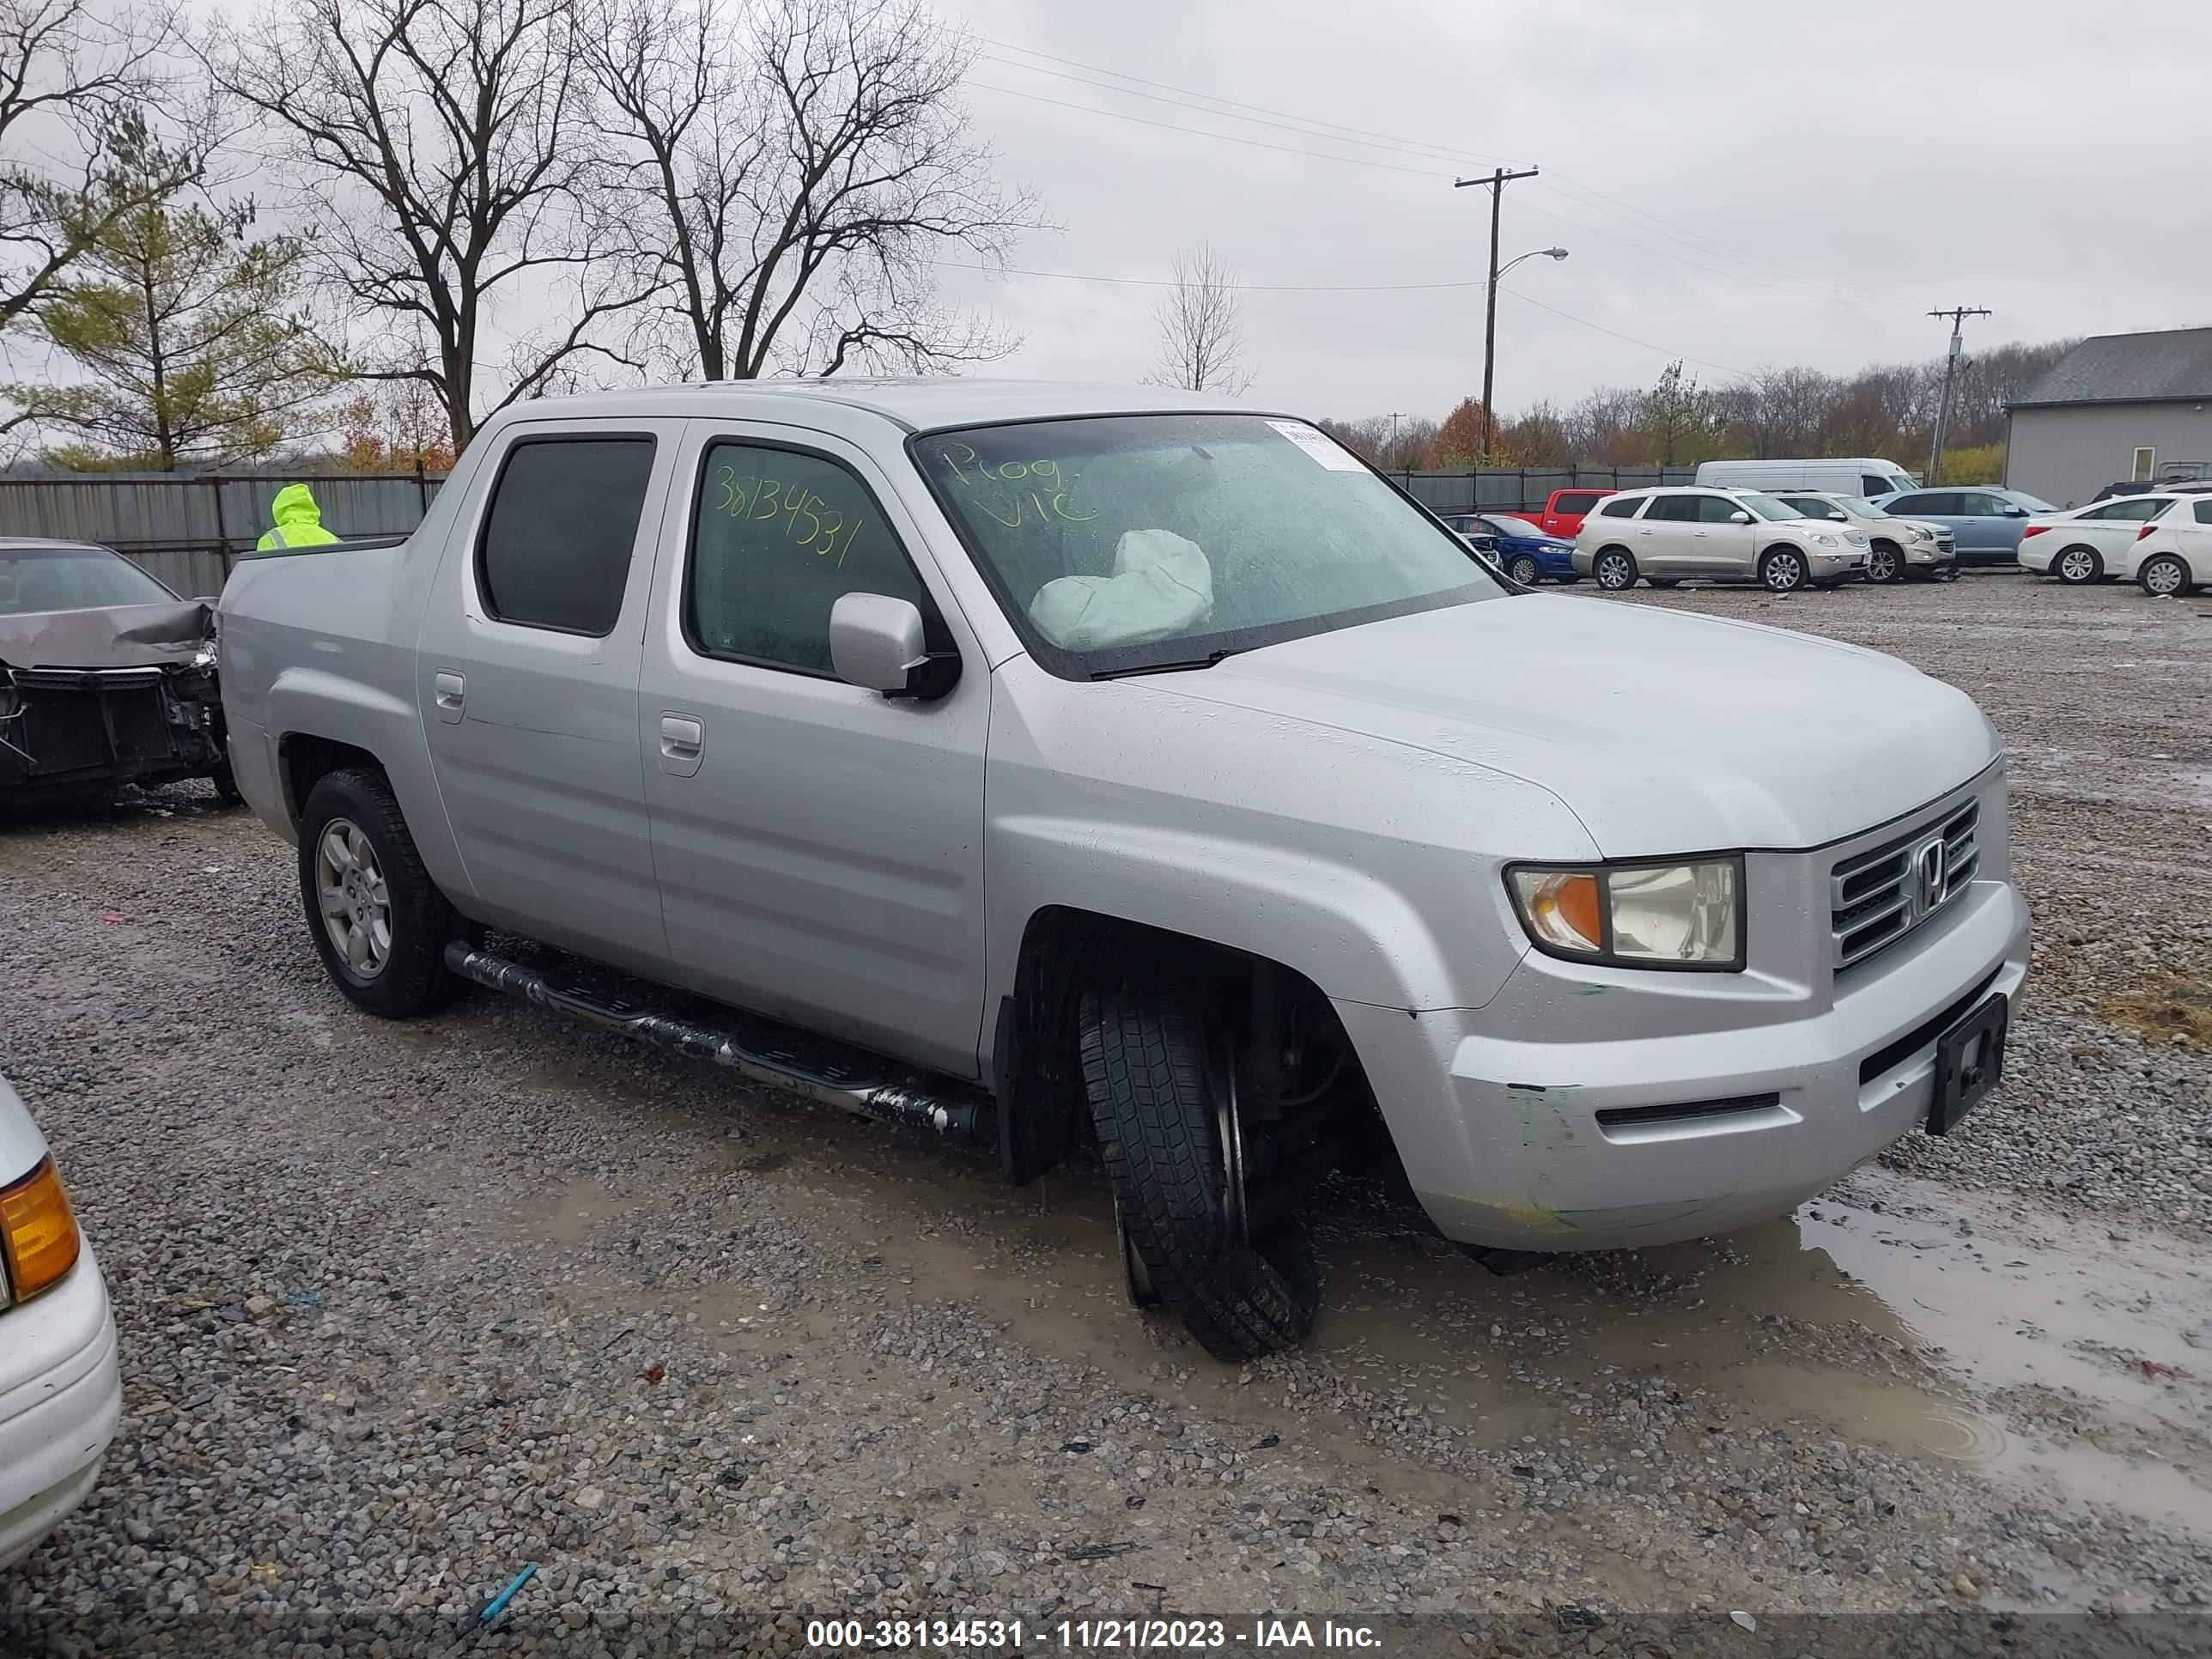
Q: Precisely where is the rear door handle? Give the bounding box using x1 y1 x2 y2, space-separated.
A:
433 670 465 723
659 713 705 778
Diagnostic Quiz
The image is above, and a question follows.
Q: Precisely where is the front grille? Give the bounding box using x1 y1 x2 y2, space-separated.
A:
8 665 166 690
1935 535 1955 555
1830 799 1979 971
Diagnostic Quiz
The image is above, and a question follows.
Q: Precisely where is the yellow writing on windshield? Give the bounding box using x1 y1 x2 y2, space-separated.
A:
713 465 862 567
937 442 1097 531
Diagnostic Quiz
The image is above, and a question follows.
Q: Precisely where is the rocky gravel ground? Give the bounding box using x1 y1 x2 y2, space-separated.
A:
3 570 2209 1657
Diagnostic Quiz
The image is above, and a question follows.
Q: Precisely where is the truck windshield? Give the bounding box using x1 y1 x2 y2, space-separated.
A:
0 544 178 615
912 413 1501 678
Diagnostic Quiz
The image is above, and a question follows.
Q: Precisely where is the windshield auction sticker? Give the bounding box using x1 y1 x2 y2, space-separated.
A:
1265 420 1365 471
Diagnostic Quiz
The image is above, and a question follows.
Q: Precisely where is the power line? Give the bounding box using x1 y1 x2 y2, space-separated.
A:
980 36 1896 312
929 257 1750 380
981 40 1517 167
964 82 1449 178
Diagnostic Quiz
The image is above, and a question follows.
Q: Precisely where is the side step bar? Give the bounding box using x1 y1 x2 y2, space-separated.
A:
443 942 992 1144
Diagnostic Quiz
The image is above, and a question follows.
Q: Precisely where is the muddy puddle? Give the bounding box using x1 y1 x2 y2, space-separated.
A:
492 1030 2212 1542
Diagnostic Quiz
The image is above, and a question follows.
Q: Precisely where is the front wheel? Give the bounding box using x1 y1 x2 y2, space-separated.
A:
1593 549 1638 590
1505 553 1542 586
1081 983 1321 1361
2055 545 2102 585
1759 547 1809 592
1866 543 1904 585
297 769 471 1018
2140 554 2192 598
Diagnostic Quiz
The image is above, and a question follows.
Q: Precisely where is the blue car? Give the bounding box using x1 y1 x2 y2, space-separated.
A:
1440 513 1581 585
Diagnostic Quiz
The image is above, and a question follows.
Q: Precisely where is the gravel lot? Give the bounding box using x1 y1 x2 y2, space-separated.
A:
3 570 2209 1656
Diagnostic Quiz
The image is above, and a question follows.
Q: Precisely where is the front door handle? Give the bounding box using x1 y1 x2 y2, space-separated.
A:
659 713 705 777
433 670 465 723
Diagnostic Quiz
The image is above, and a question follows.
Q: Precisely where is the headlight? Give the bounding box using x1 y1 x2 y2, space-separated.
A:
1908 526 1932 542
190 641 218 671
1506 858 1744 970
1811 533 1839 548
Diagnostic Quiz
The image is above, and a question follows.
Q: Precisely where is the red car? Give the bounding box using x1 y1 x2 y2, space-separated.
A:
1537 487 1616 540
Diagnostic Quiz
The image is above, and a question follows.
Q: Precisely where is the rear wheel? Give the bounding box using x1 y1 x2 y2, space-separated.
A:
1593 549 1638 590
297 769 470 1018
1866 542 1904 584
2140 554 2191 598
1505 553 1542 586
2055 545 2102 585
1081 982 1321 1361
1759 547 1808 592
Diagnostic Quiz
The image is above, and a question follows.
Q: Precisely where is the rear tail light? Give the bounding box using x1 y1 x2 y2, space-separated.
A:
2021 526 2049 538
1 1158 82 1304
2137 522 2159 539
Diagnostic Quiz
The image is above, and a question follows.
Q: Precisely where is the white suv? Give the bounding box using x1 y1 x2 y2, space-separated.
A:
1572 487 1869 592
2020 493 2186 585
1769 491 1957 584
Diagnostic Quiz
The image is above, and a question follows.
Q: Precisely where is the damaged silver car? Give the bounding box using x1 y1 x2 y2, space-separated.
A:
0 538 236 807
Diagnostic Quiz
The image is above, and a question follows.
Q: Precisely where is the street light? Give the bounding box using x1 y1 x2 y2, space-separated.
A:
1485 247 1568 459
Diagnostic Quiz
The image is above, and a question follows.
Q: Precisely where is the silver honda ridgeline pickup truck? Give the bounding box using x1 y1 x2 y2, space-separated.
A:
220 381 2030 1360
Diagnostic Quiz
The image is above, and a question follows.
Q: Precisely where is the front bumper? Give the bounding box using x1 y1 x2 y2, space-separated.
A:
0 1249 122 1569
1808 549 1866 579
1338 777 2030 1252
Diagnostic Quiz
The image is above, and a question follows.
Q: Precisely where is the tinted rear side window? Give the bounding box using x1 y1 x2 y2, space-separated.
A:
2197 501 2212 525
1644 495 1701 522
478 438 658 635
1597 496 1641 519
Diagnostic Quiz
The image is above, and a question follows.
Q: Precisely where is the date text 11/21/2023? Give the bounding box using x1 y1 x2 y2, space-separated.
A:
802 1618 1384 1650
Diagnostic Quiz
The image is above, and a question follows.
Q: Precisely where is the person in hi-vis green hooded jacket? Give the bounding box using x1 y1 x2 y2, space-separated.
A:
256 483 342 550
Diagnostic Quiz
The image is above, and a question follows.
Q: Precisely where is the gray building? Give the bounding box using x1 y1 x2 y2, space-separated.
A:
2004 327 2212 507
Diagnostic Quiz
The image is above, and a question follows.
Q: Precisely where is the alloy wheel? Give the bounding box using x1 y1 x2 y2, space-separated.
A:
315 817 393 979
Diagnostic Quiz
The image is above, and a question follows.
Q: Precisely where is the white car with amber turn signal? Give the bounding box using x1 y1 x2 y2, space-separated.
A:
0 1073 121 1570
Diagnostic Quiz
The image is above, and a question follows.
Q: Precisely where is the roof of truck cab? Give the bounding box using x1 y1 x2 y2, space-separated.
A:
495 378 1279 434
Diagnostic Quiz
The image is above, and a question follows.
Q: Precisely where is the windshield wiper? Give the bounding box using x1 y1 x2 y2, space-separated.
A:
1089 647 1241 681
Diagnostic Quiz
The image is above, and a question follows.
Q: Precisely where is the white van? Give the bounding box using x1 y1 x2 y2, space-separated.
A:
1696 458 1920 497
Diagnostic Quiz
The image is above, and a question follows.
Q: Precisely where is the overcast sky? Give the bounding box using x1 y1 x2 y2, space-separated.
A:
928 0 2212 422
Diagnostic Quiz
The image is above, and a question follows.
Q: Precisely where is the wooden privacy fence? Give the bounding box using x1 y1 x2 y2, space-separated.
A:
0 470 447 596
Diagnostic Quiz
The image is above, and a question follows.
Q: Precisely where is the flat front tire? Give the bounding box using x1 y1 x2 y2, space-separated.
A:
297 768 469 1018
1080 983 1320 1361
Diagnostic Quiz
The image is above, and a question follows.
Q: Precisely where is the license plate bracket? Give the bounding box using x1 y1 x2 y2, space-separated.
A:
1928 993 2008 1135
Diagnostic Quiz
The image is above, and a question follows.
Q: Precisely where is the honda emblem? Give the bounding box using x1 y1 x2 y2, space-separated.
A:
1913 836 1948 918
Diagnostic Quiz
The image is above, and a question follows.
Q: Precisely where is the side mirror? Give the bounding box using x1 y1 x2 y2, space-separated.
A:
1729 510 1753 525
1828 510 1848 521
829 592 958 700
2004 504 2029 517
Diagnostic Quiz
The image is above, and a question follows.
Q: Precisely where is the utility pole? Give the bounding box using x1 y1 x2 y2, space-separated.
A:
1455 165 1540 461
1927 306 1990 485
1385 411 1407 465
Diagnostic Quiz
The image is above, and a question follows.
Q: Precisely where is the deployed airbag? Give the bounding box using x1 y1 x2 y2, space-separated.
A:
1030 528 1212 650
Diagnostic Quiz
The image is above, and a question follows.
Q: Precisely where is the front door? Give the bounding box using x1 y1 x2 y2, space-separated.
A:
639 423 991 1078
416 423 682 975
1687 494 1759 577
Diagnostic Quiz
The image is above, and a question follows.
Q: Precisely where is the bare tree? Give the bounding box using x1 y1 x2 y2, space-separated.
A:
583 0 1041 381
0 0 205 337
209 0 645 451
1147 240 1251 394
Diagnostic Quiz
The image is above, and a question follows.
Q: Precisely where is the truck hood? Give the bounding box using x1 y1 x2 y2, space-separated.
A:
1148 595 1999 857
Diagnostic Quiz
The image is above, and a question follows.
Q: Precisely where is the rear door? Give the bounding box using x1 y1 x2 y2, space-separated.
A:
2181 499 2212 580
1543 489 1602 537
1634 493 1700 573
416 423 682 975
2076 495 2179 560
637 421 990 1078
